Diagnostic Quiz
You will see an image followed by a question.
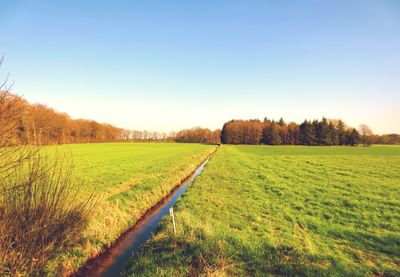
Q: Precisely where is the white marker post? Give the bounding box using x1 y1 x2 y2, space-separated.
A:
169 207 176 235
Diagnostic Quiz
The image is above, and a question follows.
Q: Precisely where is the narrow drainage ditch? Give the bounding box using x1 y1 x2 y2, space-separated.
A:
74 153 214 277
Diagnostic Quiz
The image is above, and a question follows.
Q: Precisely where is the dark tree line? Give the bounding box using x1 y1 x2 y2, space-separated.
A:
221 117 369 146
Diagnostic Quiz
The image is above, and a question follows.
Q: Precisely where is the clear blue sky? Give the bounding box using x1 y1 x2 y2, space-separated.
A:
1 0 399 134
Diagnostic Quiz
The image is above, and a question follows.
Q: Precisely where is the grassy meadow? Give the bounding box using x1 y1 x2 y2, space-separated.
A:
125 145 400 276
41 142 216 274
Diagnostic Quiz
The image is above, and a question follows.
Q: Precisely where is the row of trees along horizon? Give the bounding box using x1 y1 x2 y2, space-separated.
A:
222 118 366 146
4 92 400 146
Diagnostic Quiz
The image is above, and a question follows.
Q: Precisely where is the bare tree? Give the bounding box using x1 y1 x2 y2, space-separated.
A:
0 57 34 177
359 124 373 147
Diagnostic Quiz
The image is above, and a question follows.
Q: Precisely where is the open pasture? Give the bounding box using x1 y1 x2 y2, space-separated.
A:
125 145 400 276
43 142 216 273
52 142 216 194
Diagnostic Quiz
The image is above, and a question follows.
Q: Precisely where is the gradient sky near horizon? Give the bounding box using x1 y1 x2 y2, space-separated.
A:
1 1 399 134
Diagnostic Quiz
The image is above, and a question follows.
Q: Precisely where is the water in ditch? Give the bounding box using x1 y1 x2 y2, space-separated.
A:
75 158 210 277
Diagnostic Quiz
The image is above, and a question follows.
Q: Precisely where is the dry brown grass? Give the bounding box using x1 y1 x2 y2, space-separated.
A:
0 152 97 275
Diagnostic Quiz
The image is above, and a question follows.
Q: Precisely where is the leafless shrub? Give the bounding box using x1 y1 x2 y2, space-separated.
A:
0 151 97 275
0 57 97 275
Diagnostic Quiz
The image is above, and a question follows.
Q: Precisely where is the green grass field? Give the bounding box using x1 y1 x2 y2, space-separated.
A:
42 142 216 274
54 142 215 194
124 145 400 276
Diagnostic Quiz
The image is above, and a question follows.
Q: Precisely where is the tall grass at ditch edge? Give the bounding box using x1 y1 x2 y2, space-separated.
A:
0 151 97 275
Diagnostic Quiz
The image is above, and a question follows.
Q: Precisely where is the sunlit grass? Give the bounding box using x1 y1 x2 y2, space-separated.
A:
41 142 216 275
125 145 400 276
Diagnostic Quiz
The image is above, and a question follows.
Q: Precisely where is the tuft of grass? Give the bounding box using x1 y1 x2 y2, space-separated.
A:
124 145 400 276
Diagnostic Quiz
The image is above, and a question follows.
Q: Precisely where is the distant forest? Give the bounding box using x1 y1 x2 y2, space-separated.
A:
6 94 124 144
221 118 359 146
3 93 399 146
221 118 400 146
3 93 220 145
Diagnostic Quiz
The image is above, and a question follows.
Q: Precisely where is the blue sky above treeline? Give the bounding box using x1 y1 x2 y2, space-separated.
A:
1 0 399 134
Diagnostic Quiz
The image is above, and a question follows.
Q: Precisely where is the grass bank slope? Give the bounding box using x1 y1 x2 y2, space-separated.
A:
44 142 216 275
125 145 400 276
